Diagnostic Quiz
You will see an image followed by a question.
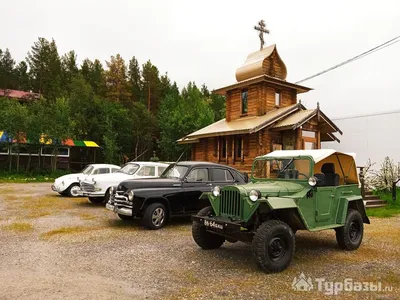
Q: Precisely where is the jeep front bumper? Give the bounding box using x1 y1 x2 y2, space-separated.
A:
191 215 243 234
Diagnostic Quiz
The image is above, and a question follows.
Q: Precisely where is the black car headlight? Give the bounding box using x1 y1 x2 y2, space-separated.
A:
127 190 134 202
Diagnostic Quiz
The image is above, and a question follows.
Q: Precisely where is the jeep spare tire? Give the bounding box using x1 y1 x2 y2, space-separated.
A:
192 206 225 250
252 220 295 273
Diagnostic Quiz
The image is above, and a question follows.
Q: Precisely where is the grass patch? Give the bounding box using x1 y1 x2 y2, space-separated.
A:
367 189 400 218
41 226 100 239
0 170 70 183
2 222 33 232
77 213 97 220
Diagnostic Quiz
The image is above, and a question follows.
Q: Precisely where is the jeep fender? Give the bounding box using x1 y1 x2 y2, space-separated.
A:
337 196 370 224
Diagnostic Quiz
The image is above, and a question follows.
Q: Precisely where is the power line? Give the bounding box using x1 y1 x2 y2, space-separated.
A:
332 108 400 121
295 36 400 84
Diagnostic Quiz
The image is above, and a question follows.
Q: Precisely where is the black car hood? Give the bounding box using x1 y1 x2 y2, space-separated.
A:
117 178 181 192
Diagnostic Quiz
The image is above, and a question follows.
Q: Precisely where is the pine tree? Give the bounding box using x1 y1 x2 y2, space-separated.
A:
128 56 142 102
0 48 16 89
14 61 31 91
104 54 131 103
27 38 63 99
61 50 79 89
141 60 161 114
81 58 106 97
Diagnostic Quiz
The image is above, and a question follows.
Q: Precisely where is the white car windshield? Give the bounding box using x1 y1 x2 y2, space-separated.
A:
82 165 94 175
118 163 140 175
161 164 188 179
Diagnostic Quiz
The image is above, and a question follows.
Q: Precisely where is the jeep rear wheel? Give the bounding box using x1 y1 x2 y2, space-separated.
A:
142 203 167 230
192 206 225 250
335 209 363 250
252 220 295 273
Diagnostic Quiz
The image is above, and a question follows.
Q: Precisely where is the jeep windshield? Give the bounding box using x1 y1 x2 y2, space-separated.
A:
160 164 188 179
252 158 311 180
118 163 140 175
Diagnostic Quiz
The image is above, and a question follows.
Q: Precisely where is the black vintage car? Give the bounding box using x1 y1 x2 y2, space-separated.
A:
105 161 247 229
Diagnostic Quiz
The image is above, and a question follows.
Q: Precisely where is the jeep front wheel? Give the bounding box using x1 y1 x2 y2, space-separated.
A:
335 209 363 250
252 220 295 273
192 206 225 250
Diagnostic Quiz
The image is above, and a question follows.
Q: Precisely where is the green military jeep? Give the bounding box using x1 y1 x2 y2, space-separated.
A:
192 149 369 273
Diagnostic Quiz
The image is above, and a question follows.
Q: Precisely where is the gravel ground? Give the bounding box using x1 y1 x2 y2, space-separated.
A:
0 182 399 300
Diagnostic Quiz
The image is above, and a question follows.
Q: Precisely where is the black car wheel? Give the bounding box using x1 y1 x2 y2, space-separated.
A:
192 206 225 250
88 197 104 204
335 209 364 250
252 220 295 273
142 203 167 230
66 183 81 197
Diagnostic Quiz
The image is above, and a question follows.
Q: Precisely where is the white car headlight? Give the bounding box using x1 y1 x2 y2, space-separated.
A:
212 186 221 197
308 176 317 187
127 190 134 201
249 189 260 202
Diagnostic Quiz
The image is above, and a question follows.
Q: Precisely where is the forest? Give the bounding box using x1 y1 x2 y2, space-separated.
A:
0 37 225 166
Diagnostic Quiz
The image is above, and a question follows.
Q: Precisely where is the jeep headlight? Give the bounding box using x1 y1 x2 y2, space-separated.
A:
308 176 317 187
212 186 221 197
249 189 261 202
127 190 134 201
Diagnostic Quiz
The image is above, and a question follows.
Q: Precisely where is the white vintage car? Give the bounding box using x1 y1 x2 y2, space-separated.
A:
52 164 121 197
81 161 169 203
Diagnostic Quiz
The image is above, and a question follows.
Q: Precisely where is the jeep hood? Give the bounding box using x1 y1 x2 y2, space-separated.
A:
239 181 304 196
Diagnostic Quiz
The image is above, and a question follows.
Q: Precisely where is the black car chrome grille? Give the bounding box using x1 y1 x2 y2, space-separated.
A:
81 182 95 192
220 190 242 218
112 191 132 209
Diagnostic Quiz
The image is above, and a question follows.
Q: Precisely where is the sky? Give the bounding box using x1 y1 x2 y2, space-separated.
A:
2 0 400 118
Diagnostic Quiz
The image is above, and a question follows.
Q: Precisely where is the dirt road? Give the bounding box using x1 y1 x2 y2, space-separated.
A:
0 183 399 299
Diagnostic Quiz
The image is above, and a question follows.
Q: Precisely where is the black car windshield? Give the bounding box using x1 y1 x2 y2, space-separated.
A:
160 164 188 179
118 163 140 175
82 165 94 175
252 158 311 180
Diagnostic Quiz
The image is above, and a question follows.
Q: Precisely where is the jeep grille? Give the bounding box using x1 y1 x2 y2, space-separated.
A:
220 190 241 218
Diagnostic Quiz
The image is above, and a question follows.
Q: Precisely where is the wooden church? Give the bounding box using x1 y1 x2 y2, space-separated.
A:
178 22 342 172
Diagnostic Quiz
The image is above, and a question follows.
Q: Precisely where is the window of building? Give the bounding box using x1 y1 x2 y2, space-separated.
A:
137 166 156 176
187 168 209 182
219 137 227 160
302 131 316 138
212 168 235 182
235 136 243 158
41 147 70 157
275 91 281 106
11 145 40 156
241 89 248 114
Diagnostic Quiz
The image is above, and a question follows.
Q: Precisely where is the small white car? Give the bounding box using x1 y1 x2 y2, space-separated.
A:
52 164 121 197
81 161 169 203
